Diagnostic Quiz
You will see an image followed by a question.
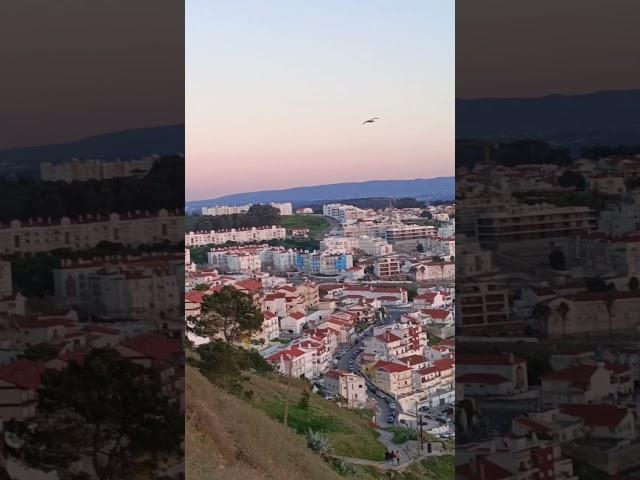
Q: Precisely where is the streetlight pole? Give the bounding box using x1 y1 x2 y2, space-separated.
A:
283 354 293 427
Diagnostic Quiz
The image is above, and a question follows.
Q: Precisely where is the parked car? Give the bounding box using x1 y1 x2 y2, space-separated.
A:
389 403 396 409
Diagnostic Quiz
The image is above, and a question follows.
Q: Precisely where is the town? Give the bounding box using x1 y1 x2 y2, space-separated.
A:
185 198 456 470
456 143 640 479
0 155 185 479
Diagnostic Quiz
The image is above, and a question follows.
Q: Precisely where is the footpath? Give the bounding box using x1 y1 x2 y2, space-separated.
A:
329 429 452 472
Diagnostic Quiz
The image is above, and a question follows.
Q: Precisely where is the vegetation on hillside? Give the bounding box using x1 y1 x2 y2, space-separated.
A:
185 204 280 232
279 215 330 239
0 155 184 222
186 367 344 480
302 197 427 212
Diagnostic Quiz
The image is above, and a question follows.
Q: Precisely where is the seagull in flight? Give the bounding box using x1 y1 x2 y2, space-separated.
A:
362 117 379 125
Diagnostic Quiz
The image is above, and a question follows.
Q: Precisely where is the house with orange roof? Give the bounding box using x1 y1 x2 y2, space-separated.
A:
267 346 314 378
0 359 44 420
560 404 635 439
457 353 526 396
318 317 355 343
413 291 446 308
292 337 331 376
541 363 613 407
324 369 367 407
372 360 413 397
261 291 287 318
280 310 307 335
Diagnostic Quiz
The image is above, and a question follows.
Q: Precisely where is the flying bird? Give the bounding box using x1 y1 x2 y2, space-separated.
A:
362 117 379 125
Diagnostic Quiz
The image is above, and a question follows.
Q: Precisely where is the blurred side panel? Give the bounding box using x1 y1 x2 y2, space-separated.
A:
456 1 640 479
0 1 185 479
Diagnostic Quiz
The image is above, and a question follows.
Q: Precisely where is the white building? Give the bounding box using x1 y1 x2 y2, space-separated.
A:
201 202 292 216
414 261 455 281
40 156 155 183
201 205 251 216
456 353 528 397
271 202 293 216
385 224 438 243
324 369 367 407
0 209 182 255
322 203 366 224
209 251 261 273
185 225 286 246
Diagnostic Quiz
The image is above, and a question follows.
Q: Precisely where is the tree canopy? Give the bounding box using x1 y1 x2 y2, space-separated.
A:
191 285 263 343
22 348 182 480
185 204 281 232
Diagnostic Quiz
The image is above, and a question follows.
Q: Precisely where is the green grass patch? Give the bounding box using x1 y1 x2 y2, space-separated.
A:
386 427 417 444
280 215 331 239
261 401 347 434
251 377 385 461
406 456 455 479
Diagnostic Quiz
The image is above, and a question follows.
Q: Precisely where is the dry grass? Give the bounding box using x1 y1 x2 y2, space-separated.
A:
186 367 343 480
247 374 386 461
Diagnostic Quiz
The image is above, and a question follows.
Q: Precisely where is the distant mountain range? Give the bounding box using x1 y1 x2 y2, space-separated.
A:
0 124 184 178
457 89 640 150
187 177 454 211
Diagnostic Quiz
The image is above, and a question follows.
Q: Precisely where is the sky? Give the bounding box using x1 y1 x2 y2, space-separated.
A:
0 0 184 150
186 0 454 201
456 0 640 99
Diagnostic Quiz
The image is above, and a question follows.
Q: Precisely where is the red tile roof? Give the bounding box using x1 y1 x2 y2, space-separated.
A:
421 308 451 320
415 293 438 302
185 291 206 304
235 279 262 292
434 358 455 371
288 311 306 320
0 359 44 390
374 331 402 343
399 354 427 366
324 369 352 380
457 373 510 385
457 457 514 480
560 403 629 427
541 365 598 383
267 346 307 362
119 333 181 361
457 353 523 366
374 360 411 374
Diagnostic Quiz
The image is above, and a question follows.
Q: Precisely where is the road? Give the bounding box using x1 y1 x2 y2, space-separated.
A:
333 313 402 427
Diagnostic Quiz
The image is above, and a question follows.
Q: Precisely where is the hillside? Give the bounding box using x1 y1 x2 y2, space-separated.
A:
0 124 184 178
186 177 454 211
186 367 454 480
279 215 331 240
457 89 640 150
186 367 344 480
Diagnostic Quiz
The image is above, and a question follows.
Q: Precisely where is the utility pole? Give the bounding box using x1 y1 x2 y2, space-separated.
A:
283 354 293 427
415 403 423 457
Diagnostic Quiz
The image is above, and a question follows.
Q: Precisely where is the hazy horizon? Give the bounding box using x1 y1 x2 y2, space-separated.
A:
186 0 454 201
186 174 454 203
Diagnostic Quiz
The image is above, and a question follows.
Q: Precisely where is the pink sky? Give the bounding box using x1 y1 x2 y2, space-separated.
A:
186 1 453 201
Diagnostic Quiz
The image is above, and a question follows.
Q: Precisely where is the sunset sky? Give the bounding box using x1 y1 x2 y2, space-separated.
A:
186 0 454 201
